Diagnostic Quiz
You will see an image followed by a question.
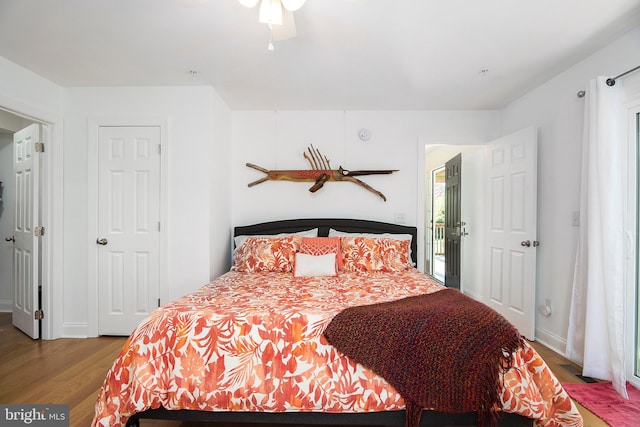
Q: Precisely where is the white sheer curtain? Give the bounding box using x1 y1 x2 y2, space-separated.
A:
566 76 627 398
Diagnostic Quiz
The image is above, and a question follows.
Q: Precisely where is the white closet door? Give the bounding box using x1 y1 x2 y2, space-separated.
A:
97 126 161 336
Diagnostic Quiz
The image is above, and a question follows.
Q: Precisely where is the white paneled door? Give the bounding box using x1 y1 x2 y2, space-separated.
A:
485 127 538 340
97 126 161 336
12 124 41 339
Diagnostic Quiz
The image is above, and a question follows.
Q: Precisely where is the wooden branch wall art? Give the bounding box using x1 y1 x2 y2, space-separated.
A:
246 145 398 201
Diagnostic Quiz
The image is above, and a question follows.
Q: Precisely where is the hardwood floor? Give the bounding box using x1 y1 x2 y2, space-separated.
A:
0 312 605 427
0 313 125 426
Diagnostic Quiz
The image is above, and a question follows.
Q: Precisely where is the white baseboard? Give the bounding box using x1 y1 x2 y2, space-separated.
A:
535 326 568 357
0 299 12 313
2 305 90 339
62 322 89 338
462 289 483 302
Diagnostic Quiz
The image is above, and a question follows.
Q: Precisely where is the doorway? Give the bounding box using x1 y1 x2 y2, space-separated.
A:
430 167 445 282
0 110 39 338
428 156 464 289
444 153 462 290
626 104 640 389
0 99 61 340
423 130 537 341
0 129 15 313
424 145 484 297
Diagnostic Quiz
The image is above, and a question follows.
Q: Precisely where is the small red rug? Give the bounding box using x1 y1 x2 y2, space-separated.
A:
562 382 640 427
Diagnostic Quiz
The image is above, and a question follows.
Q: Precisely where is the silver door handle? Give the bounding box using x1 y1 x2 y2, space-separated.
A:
96 238 108 246
520 240 531 247
5 236 14 242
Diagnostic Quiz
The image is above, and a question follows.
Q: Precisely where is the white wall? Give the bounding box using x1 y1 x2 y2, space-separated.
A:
501 26 640 352
0 57 62 116
63 86 230 336
210 92 233 276
231 110 500 269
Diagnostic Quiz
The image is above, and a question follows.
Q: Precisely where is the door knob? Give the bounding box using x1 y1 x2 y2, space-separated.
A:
5 236 15 242
520 240 531 247
96 238 108 246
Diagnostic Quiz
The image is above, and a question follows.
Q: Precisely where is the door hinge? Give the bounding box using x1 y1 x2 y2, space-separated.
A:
34 309 44 320
35 142 45 153
158 144 161 155
35 227 45 237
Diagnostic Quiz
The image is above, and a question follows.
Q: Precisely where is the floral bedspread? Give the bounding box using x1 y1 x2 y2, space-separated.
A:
92 269 582 427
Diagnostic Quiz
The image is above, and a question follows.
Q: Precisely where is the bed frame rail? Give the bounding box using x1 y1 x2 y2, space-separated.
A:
126 407 534 427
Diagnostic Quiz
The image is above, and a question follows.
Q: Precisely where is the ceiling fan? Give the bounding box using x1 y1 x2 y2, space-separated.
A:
238 0 307 50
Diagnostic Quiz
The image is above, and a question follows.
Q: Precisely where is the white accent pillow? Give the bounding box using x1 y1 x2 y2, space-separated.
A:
294 253 337 277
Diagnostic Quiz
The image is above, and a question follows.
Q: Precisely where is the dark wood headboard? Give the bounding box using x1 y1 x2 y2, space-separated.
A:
234 218 418 265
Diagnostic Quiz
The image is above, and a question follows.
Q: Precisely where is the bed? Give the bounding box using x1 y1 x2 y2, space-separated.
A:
92 218 583 427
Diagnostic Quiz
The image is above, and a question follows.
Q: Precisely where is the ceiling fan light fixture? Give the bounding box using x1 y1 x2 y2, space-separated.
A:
259 0 283 25
238 0 304 50
280 0 306 11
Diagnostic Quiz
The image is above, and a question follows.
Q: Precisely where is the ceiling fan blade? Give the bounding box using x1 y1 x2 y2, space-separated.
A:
272 9 297 41
280 0 305 12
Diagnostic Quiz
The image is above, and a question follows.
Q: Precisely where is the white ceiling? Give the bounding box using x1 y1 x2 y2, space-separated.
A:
1 0 639 110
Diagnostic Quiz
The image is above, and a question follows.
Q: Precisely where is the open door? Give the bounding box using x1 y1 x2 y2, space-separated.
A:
485 127 537 340
12 123 41 339
444 153 462 289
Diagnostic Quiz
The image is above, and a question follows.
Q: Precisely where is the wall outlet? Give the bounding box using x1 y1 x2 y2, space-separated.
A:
394 212 406 224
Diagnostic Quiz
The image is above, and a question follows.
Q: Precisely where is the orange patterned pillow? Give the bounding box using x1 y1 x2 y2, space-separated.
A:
232 236 300 272
299 237 343 269
340 236 412 272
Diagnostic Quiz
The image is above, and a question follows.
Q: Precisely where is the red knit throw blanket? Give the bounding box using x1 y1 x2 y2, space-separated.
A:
323 288 523 427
